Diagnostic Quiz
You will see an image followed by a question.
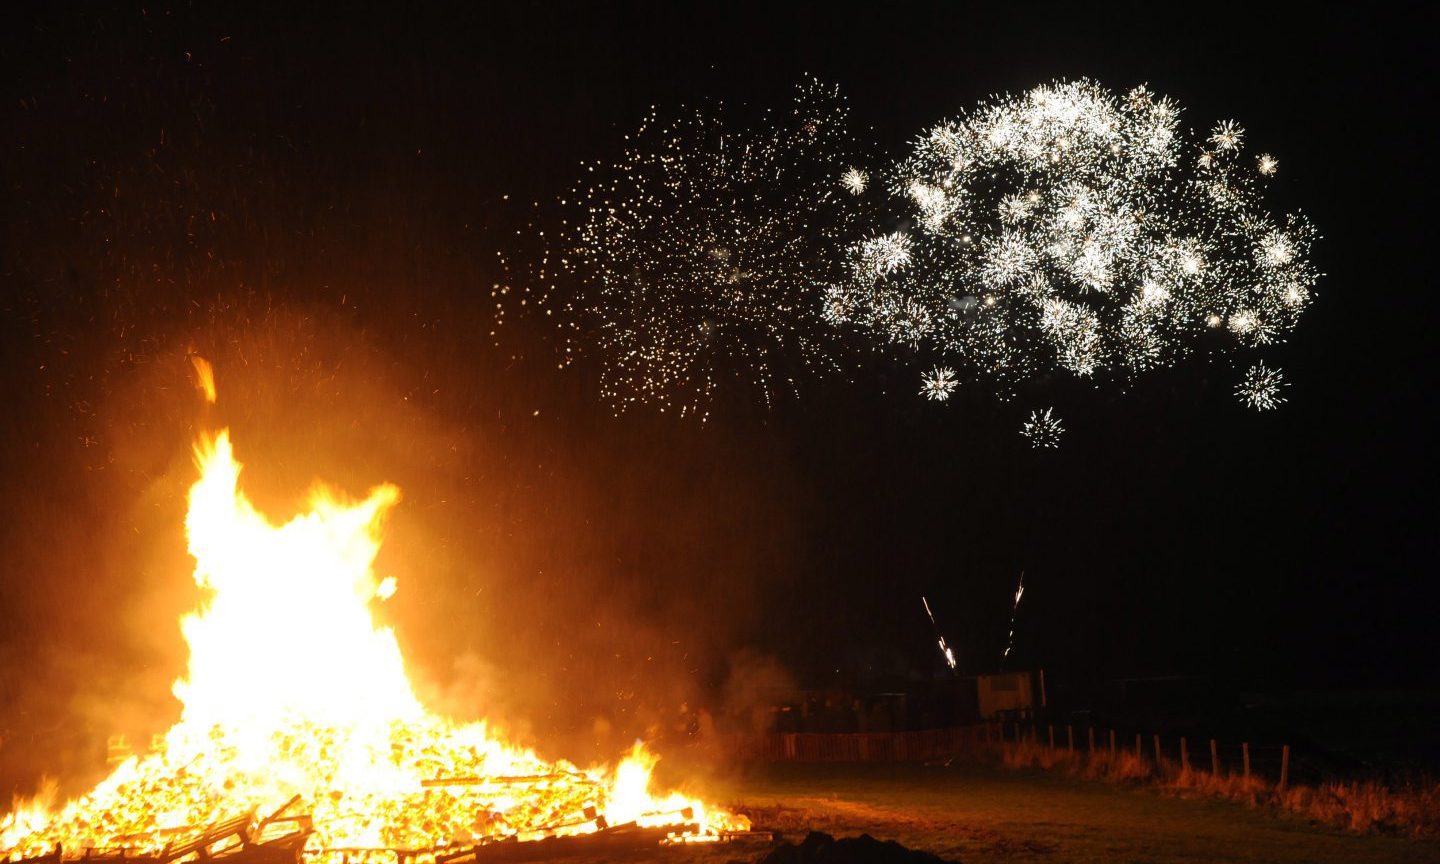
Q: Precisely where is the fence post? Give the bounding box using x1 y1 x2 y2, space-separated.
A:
1153 734 1162 769
1242 742 1251 780
1279 744 1290 791
1180 737 1189 774
1210 739 1219 776
1067 725 1074 754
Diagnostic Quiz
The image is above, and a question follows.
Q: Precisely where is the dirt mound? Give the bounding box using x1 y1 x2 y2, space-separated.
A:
757 832 957 864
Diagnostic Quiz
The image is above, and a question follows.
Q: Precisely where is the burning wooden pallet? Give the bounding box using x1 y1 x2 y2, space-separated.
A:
12 799 769 864
436 820 774 864
13 798 313 864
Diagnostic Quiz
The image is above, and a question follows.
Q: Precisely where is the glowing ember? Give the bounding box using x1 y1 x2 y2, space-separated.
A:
2 361 745 861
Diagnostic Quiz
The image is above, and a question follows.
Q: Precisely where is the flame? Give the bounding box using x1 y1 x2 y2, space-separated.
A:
2 372 744 860
190 356 217 404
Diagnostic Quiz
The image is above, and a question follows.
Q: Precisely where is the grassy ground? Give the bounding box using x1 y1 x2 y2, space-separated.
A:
691 762 1439 864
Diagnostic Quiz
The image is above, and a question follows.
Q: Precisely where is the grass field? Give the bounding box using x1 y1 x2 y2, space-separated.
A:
688 762 1439 863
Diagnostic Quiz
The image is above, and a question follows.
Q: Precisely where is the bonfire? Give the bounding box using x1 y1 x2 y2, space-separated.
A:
1 359 747 864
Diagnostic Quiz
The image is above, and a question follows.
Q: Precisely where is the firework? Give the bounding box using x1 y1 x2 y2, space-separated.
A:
922 596 958 672
825 79 1319 403
1237 360 1287 410
560 79 871 418
1021 408 1064 448
920 366 958 401
1001 572 1025 666
841 167 869 195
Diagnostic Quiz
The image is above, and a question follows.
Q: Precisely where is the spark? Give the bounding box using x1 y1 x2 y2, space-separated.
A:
1257 153 1278 176
1237 360 1287 410
1021 407 1064 448
920 366 958 401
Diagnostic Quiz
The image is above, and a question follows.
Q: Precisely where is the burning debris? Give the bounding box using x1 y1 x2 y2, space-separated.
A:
1 361 749 864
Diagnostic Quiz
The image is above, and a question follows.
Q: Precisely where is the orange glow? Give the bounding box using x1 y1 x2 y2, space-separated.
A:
1 366 744 861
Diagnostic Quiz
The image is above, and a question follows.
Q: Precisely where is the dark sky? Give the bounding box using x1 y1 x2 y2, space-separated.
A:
0 1 1436 785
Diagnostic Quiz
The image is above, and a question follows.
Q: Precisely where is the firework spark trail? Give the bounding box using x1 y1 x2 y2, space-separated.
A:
1001 572 1025 668
546 78 872 419
922 596 959 673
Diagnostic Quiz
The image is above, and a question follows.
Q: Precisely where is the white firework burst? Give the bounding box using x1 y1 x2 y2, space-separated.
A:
1021 408 1065 448
513 77 1318 425
831 78 1318 401
1237 361 1287 410
1210 119 1245 151
841 166 868 195
859 231 914 277
920 366 958 401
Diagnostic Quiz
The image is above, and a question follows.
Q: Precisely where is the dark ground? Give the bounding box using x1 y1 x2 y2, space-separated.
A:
698 763 1436 864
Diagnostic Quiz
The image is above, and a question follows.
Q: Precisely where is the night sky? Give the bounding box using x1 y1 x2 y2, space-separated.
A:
1 2 1436 790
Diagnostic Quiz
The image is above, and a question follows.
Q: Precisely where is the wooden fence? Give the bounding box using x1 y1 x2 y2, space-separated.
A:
997 720 1297 789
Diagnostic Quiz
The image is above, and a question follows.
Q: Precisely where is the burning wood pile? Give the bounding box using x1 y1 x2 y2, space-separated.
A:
1 361 754 864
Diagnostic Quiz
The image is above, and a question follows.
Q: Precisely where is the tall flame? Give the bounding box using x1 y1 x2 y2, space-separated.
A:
178 430 415 731
2 370 743 861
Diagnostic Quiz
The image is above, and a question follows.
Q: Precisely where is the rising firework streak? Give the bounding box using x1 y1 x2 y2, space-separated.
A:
1002 572 1025 667
922 596 959 672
